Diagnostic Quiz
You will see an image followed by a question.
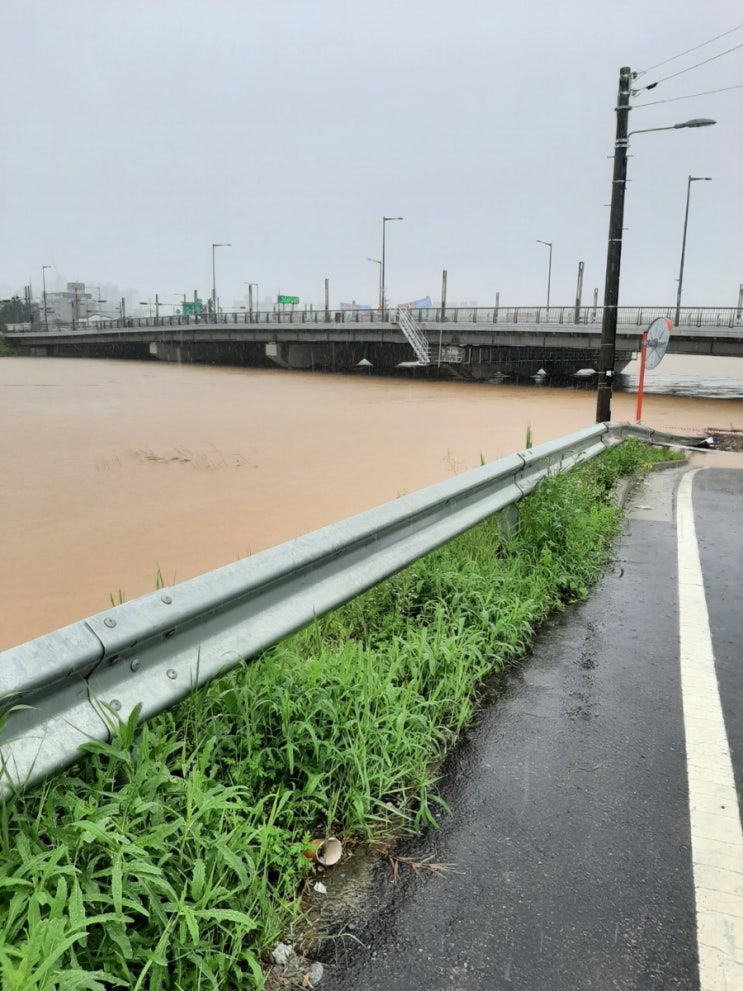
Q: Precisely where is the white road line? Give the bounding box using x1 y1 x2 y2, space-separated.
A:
676 469 743 990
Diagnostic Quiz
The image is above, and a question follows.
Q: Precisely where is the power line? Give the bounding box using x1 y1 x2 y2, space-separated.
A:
634 82 743 107
637 23 743 74
635 42 743 92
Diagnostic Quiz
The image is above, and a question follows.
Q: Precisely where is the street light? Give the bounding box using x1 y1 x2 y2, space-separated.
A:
381 217 403 313
139 300 152 318
367 258 381 309
675 175 712 325
41 265 51 333
212 242 231 318
594 64 716 424
536 240 552 310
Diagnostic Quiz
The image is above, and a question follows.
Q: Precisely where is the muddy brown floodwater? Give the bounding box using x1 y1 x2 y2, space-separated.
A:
1 356 741 649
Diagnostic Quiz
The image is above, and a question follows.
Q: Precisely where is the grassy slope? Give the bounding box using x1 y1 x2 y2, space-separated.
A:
0 440 680 990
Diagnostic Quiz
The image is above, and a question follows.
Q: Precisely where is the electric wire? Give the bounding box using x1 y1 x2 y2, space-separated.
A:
633 82 743 108
635 42 743 93
637 23 743 75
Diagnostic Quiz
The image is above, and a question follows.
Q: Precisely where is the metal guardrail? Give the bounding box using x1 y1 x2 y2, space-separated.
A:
4 305 742 335
0 423 677 798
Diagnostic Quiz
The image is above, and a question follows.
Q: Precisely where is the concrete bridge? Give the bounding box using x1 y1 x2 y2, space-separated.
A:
5 305 742 380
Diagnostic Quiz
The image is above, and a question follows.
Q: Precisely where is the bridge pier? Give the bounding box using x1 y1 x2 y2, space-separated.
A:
149 342 182 362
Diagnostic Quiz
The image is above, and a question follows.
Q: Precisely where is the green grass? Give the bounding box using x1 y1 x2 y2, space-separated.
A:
0 439 678 989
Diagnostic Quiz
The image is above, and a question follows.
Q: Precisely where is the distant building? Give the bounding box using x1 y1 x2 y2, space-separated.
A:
44 283 99 328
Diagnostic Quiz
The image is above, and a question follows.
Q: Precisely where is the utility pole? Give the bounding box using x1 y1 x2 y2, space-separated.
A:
324 278 329 321
440 269 447 322
595 65 632 423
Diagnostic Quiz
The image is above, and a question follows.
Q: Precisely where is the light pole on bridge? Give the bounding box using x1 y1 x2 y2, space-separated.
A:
675 175 712 327
536 240 552 311
212 242 231 318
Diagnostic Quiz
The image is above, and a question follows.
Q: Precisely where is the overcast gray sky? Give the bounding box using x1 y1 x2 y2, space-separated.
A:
2 0 741 311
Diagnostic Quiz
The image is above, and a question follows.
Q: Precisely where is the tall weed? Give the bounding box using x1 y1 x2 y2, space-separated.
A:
0 440 674 988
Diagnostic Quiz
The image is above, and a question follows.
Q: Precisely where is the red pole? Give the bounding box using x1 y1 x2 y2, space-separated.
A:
635 331 648 422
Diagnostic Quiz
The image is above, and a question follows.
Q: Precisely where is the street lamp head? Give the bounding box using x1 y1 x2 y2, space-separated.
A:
628 118 716 140
536 239 552 248
383 216 403 222
690 176 713 181
675 118 716 129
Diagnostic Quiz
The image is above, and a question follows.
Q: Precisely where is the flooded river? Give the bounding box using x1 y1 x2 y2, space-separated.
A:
1 355 741 649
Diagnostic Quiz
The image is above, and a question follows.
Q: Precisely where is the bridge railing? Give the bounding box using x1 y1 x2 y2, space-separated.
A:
5 306 741 335
0 422 675 799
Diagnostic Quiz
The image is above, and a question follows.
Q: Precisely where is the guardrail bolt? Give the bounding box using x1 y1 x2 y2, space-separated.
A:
161 595 173 605
104 618 117 628
110 699 122 711
166 669 178 680
130 659 141 671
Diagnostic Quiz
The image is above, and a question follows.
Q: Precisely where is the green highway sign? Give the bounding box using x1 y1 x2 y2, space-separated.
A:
278 295 300 305
183 299 204 315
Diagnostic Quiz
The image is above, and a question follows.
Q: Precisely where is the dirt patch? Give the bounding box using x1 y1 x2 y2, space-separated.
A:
704 429 743 452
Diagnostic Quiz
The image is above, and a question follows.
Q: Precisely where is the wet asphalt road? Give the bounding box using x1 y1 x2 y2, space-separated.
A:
317 464 742 991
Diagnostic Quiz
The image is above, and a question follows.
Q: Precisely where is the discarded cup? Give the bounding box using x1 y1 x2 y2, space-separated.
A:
303 837 343 867
316 837 343 867
302 839 324 862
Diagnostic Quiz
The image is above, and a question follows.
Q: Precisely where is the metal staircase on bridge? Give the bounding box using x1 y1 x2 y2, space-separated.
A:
396 307 431 364
396 307 466 365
